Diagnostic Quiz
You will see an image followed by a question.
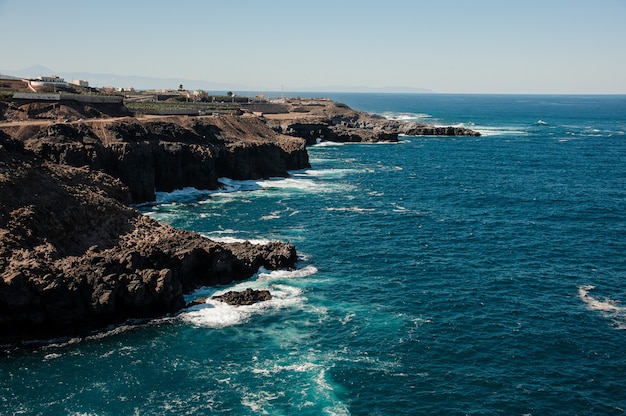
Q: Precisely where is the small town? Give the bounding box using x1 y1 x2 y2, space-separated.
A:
0 72 286 120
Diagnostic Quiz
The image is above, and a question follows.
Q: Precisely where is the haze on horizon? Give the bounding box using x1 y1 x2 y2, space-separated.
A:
1 0 625 94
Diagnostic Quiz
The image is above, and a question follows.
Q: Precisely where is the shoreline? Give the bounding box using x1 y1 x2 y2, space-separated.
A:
0 97 478 347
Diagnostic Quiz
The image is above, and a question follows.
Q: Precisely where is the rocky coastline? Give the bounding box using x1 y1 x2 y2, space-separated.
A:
264 98 480 144
0 97 479 347
0 128 299 346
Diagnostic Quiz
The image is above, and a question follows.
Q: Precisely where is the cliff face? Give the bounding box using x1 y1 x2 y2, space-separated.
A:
3 115 310 203
0 132 297 345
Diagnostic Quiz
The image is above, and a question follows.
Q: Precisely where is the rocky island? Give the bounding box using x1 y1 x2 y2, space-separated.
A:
0 94 479 347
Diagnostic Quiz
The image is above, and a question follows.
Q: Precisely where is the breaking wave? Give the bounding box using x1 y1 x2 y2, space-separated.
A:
180 266 318 329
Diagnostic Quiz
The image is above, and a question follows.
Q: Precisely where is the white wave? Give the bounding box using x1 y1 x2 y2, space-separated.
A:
257 265 319 280
312 140 345 146
202 235 273 245
242 362 348 415
256 177 320 192
251 360 320 376
261 212 281 220
323 207 375 213
383 112 433 122
537 119 549 125
182 299 253 328
382 111 530 137
43 352 62 361
579 285 626 329
308 157 334 165
479 127 527 136
217 177 263 193
298 168 364 178
462 124 528 137
153 187 213 205
392 204 407 212
180 265 317 328
181 284 305 329
208 228 237 235
339 312 355 325
215 176 328 195
241 389 285 414
247 356 349 415
196 176 349 205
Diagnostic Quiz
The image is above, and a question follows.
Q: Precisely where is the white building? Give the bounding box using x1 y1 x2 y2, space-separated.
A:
72 79 89 87
30 75 67 88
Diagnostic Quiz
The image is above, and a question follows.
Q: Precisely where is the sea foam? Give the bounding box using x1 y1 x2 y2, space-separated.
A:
181 284 305 329
578 285 626 329
383 112 433 122
180 266 317 328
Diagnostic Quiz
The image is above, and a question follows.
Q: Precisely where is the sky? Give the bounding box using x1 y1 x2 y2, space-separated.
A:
1 0 625 94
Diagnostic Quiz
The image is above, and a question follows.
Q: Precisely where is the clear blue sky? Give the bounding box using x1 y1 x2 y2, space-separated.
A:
1 0 625 93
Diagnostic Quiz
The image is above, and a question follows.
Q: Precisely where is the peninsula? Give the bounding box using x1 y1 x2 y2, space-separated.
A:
0 86 479 346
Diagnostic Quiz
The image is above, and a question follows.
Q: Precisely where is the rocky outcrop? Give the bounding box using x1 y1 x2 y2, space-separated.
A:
1 115 310 203
397 124 481 137
0 129 298 346
212 288 272 306
265 98 480 144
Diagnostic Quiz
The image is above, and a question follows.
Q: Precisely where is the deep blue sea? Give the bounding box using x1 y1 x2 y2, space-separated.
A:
2 94 626 415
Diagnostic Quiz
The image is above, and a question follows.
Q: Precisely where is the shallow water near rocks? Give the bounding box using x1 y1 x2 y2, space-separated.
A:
2 94 626 415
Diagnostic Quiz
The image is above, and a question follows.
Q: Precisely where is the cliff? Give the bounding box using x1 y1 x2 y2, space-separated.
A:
1 115 309 203
264 98 480 144
0 113 309 346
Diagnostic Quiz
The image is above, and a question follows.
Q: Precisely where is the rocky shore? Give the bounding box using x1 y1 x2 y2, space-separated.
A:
0 97 479 346
264 98 480 144
0 128 299 346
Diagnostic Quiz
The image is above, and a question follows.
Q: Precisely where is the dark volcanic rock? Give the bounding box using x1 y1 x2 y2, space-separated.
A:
0 129 298 346
212 288 272 306
398 123 481 137
0 96 477 346
266 98 480 143
2 115 310 203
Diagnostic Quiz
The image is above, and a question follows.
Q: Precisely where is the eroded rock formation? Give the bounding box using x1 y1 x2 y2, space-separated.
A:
0 120 301 345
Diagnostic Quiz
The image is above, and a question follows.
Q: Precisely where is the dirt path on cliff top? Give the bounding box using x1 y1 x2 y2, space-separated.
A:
0 115 176 127
0 112 317 128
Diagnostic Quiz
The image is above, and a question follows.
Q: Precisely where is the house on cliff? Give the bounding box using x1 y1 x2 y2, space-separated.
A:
29 75 68 90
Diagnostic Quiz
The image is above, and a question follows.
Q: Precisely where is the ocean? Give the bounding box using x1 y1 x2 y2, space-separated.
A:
2 94 626 415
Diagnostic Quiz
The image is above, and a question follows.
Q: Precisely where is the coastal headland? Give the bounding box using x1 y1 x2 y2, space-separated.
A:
0 94 479 347
264 97 480 144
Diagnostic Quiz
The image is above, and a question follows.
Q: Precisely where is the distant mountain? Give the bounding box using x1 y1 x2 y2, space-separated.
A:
15 65 56 78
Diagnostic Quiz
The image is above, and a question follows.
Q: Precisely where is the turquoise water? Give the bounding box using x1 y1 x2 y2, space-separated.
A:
2 94 626 415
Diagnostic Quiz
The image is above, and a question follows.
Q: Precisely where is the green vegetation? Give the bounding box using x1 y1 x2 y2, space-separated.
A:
125 101 241 115
0 91 13 102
